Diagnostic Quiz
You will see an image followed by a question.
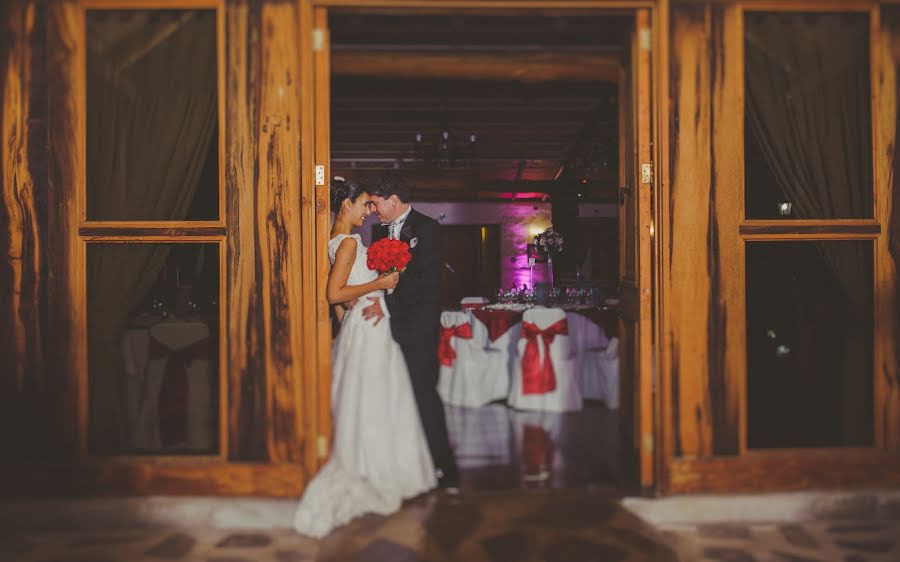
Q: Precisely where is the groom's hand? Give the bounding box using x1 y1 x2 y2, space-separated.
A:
362 297 385 325
344 298 359 309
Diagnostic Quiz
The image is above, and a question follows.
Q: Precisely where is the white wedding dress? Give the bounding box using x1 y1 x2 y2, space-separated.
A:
293 233 436 538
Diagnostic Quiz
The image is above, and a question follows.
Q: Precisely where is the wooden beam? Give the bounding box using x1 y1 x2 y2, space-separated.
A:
331 51 623 83
258 0 306 465
224 0 266 461
47 0 86 458
668 3 714 458
1 0 41 459
0 462 307 498
875 5 900 452
669 451 900 494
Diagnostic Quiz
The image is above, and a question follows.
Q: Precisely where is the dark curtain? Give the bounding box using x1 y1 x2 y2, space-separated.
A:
745 13 872 444
86 11 216 452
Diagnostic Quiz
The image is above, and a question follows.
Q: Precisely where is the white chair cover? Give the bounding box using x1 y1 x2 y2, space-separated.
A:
437 311 502 407
580 338 620 409
565 312 618 408
129 321 213 452
476 315 522 401
508 308 582 412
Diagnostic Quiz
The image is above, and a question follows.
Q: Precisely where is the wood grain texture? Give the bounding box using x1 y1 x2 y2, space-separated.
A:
46 0 86 458
313 7 332 469
224 0 267 461
739 223 881 237
669 451 900 493
876 5 900 452
0 0 43 459
331 51 622 83
669 3 714 457
297 0 319 471
79 226 226 238
258 0 306 464
708 3 743 455
634 7 655 488
0 462 307 498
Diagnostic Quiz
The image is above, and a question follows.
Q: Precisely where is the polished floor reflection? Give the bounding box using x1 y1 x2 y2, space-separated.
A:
446 401 620 492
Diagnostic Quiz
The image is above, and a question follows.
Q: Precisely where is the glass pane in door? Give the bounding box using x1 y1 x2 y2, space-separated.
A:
86 10 219 221
744 12 872 219
746 241 873 448
87 243 220 455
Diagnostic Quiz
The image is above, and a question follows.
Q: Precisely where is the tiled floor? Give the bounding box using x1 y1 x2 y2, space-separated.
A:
662 520 900 562
4 404 898 562
0 490 679 562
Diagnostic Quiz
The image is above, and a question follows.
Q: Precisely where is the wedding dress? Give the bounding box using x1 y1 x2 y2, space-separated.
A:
293 233 436 538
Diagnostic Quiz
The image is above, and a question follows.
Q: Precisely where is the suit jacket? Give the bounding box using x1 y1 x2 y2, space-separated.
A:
373 208 443 347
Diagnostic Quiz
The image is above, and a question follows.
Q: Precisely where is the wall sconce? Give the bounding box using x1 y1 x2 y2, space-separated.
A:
777 202 792 217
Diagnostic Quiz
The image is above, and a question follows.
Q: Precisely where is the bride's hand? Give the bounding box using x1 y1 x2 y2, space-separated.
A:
375 272 400 290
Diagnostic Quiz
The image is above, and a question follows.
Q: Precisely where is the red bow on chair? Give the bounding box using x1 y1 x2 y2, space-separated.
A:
520 319 568 394
149 335 210 448
438 323 473 367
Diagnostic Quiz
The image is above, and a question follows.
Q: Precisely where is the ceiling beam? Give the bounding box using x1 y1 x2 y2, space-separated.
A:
331 51 622 83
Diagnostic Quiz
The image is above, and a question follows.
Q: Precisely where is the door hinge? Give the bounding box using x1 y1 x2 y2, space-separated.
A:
639 28 652 51
317 435 329 459
312 28 325 52
641 163 653 185
315 165 326 186
643 433 654 454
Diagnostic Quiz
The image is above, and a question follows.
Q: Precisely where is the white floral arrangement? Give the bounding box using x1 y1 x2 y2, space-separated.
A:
533 227 564 255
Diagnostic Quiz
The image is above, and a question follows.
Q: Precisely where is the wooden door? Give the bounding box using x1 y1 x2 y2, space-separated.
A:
312 6 332 468
440 225 501 309
618 8 654 492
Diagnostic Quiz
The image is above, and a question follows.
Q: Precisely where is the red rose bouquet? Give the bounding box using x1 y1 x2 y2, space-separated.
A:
366 238 412 294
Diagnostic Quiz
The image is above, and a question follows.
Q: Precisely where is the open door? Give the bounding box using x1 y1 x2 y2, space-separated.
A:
618 8 655 492
312 7 332 468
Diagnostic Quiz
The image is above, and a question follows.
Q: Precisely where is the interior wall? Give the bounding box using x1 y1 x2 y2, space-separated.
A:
356 201 617 289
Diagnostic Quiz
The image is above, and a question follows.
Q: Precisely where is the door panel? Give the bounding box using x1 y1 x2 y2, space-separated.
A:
618 8 654 491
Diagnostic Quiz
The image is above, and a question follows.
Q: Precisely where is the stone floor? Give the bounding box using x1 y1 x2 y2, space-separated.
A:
662 520 900 562
3 490 900 561
0 490 679 562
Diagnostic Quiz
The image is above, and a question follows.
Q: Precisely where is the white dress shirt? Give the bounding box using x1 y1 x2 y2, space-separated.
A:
387 205 412 240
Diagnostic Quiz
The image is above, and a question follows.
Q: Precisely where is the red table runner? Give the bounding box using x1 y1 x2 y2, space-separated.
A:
471 309 525 342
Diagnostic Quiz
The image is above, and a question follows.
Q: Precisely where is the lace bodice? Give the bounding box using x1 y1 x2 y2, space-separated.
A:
328 233 378 288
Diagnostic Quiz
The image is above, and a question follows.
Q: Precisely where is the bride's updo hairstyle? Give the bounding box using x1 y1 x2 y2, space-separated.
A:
330 176 364 213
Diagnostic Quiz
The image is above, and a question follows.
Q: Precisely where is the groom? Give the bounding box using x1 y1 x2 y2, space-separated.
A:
362 172 459 491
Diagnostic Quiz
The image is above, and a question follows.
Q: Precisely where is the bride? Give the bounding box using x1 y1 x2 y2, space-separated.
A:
293 177 437 538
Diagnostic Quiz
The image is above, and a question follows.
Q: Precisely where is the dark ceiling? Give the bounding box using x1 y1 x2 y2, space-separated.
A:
329 13 633 202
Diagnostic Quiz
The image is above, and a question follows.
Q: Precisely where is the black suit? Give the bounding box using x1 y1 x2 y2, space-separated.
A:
374 209 458 485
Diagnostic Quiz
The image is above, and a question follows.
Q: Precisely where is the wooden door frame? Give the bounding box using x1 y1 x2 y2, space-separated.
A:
304 0 668 495
664 0 900 494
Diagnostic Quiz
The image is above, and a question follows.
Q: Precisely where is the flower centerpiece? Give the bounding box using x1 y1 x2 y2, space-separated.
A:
366 238 412 294
533 227 564 287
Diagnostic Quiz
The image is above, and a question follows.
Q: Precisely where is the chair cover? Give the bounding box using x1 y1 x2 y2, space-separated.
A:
437 311 502 407
508 308 582 412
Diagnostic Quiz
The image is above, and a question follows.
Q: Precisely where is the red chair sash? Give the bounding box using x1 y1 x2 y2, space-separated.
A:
520 319 568 395
149 335 210 448
438 322 474 367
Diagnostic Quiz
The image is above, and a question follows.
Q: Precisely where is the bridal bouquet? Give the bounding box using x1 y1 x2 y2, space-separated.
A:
367 238 412 294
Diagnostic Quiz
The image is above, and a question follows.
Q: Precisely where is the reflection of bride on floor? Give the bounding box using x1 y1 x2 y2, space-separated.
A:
293 178 436 538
